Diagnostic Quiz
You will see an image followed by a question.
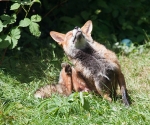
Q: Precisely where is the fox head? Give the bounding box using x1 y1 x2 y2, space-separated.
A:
50 20 94 57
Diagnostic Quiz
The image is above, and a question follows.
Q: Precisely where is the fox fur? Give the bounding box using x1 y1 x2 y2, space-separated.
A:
34 63 90 98
50 20 130 106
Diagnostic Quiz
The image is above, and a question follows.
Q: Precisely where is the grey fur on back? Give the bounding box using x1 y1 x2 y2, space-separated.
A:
67 41 117 97
71 42 115 80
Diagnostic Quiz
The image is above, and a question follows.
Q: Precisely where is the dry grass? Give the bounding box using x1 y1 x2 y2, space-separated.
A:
119 51 150 103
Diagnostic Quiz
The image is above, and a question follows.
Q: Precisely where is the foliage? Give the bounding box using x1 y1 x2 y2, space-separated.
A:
113 41 150 55
0 0 150 52
0 0 41 49
39 0 150 45
37 92 90 116
113 32 150 55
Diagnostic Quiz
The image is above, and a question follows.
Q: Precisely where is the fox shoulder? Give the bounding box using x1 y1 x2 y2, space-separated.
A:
92 41 119 66
81 20 120 67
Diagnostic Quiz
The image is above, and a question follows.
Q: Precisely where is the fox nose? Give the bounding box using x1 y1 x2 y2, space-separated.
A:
74 26 79 29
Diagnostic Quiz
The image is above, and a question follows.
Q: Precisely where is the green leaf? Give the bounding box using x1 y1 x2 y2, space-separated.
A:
48 106 59 114
31 15 41 22
10 3 20 10
83 98 90 111
0 20 3 32
5 35 11 42
11 27 21 40
9 27 21 49
21 0 32 5
95 9 101 14
32 0 41 4
37 99 51 111
10 37 18 49
0 35 11 48
29 22 41 37
1 14 10 21
10 14 17 24
68 92 79 103
19 18 31 27
79 92 84 106
11 0 21 2
0 14 16 25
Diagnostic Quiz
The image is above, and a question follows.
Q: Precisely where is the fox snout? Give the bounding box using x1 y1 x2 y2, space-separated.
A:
74 26 79 29
72 26 87 49
73 27 82 39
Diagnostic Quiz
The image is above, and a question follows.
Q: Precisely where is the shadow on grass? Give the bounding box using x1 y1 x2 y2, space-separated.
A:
0 47 64 83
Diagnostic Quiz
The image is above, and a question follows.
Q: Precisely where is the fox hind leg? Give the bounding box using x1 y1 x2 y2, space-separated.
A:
117 72 131 106
94 79 112 102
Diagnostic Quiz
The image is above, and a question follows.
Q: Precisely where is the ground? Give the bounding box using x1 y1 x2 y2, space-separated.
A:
0 49 150 125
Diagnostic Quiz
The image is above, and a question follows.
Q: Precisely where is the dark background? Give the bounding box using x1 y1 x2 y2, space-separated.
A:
0 0 150 57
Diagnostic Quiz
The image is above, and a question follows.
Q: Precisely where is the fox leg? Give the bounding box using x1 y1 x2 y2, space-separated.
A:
64 63 73 94
94 79 112 102
117 70 130 106
61 63 73 95
104 94 112 102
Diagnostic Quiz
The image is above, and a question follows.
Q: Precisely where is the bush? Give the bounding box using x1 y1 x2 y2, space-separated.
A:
0 0 150 52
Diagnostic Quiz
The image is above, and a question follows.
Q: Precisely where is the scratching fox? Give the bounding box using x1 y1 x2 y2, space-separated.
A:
34 63 90 98
50 20 130 106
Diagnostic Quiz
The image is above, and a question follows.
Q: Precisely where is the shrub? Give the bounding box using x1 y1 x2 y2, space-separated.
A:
0 0 150 52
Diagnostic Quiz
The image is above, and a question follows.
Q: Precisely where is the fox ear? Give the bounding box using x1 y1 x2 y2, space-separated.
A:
50 31 65 45
81 20 93 34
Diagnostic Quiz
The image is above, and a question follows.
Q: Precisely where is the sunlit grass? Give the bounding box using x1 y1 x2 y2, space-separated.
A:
0 48 150 124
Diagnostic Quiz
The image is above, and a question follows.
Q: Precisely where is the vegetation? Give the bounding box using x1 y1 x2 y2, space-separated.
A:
0 47 150 124
0 0 150 124
0 0 150 51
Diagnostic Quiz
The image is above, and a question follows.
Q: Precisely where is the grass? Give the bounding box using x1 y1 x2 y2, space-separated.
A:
0 47 150 125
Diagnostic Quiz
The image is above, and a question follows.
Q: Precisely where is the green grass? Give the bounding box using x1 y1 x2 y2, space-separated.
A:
0 48 150 125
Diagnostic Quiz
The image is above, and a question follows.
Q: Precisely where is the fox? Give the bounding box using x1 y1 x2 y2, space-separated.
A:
59 62 90 93
34 62 90 98
50 20 130 106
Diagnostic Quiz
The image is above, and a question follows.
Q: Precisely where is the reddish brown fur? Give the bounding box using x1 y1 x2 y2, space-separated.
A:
50 20 130 106
59 63 90 93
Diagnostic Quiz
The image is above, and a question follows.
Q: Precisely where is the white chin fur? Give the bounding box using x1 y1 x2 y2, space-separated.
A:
73 28 81 37
73 29 77 37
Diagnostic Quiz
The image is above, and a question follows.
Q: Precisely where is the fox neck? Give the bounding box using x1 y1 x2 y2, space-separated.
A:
75 37 87 49
65 42 97 62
